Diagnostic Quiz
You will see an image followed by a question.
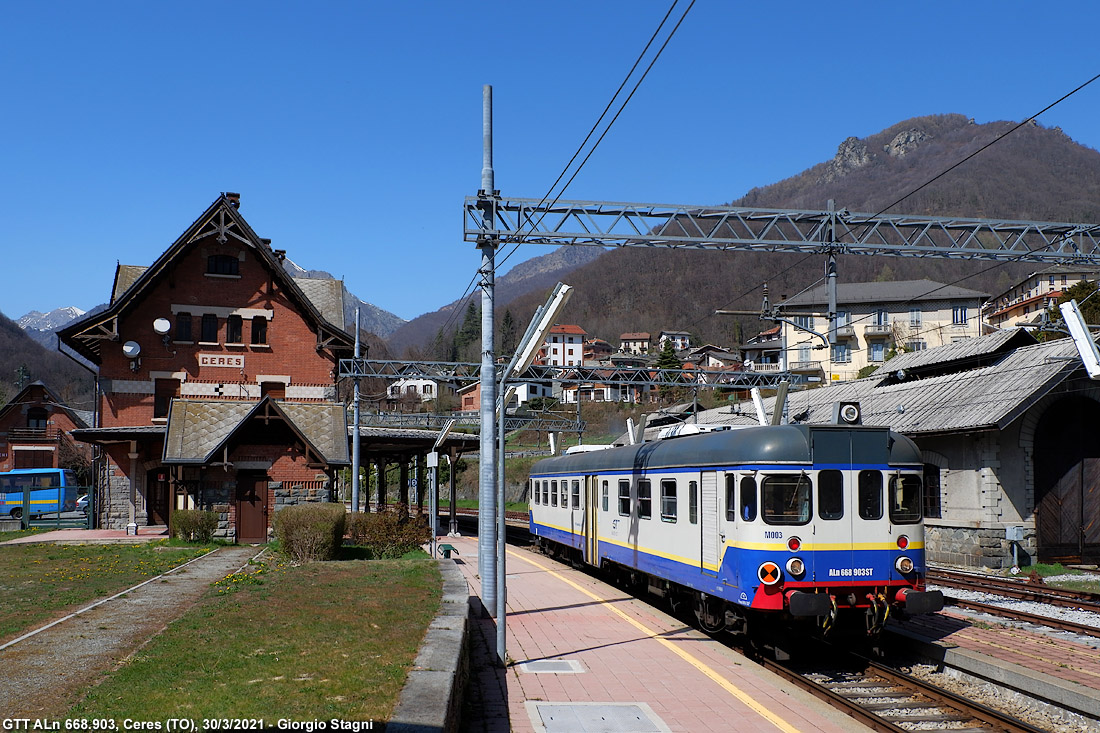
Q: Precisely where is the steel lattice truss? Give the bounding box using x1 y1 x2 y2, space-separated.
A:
464 197 1100 263
339 359 798 389
357 411 583 433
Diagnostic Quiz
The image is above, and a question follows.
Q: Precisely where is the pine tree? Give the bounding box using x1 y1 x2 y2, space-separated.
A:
500 309 517 356
654 340 683 400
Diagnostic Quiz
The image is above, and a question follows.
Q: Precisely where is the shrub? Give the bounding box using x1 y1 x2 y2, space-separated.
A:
273 503 347 562
346 504 431 559
169 510 219 543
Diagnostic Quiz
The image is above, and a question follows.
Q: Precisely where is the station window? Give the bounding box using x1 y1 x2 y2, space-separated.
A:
660 479 677 522
688 480 698 524
740 475 757 522
226 315 243 344
175 312 192 342
601 481 609 512
571 480 581 510
923 464 942 519
200 314 218 343
638 480 652 519
888 474 923 525
251 316 268 345
761 474 812 526
818 469 844 520
858 470 883 520
618 480 630 516
207 254 239 276
551 480 558 507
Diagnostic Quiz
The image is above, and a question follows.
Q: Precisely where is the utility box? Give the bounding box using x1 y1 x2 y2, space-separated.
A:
1005 526 1024 542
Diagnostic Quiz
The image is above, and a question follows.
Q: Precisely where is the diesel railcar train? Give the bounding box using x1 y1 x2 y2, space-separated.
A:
528 414 944 636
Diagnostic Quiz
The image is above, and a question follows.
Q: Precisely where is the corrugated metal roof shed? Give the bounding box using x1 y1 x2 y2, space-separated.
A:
872 328 1035 375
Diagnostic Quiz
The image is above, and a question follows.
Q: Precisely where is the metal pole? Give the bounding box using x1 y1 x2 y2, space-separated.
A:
496 373 507 664
351 308 361 513
477 84 499 615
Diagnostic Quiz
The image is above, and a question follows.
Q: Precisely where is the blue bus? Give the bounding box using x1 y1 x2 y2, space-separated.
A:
1 468 79 519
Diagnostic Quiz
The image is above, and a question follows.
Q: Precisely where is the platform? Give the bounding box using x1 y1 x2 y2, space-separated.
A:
445 535 866 733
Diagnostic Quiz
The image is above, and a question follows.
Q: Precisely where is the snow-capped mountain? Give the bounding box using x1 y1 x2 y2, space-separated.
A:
18 306 86 332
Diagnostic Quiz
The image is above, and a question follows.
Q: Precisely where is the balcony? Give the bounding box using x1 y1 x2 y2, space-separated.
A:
743 361 784 372
834 325 856 338
789 360 824 374
8 427 61 444
864 324 892 337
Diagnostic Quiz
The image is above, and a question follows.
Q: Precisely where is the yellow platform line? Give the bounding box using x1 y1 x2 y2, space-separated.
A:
510 548 802 733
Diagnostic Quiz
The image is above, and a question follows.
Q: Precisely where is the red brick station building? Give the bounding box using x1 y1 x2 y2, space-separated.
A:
60 193 471 542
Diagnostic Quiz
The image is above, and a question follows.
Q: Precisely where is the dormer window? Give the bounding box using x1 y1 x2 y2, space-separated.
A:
207 254 240 276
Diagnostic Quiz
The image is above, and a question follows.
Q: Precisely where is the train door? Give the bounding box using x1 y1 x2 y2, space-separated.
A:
583 475 599 565
811 430 856 580
701 471 719 576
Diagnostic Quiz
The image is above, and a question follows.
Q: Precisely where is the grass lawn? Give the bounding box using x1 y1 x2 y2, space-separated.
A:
1023 562 1100 593
72 554 441 722
0 541 209 642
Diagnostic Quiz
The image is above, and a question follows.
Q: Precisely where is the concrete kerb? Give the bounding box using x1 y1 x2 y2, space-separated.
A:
387 557 472 733
890 626 1100 720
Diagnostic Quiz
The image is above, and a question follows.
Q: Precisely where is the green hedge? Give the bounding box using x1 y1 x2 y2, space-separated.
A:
273 503 347 562
346 505 431 559
169 510 219 543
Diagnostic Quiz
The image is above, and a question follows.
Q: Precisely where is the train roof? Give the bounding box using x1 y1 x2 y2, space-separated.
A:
532 424 922 476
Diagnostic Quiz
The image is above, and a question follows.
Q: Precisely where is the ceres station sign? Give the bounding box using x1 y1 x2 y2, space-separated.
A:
199 354 244 369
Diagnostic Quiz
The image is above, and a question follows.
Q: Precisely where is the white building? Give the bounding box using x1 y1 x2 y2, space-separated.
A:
540 324 587 367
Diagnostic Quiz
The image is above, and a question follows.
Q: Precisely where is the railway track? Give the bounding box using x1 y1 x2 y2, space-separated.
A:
928 568 1100 612
759 648 1047 733
454 515 1054 731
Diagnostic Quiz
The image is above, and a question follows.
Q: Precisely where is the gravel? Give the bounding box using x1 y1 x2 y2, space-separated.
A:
928 581 1100 644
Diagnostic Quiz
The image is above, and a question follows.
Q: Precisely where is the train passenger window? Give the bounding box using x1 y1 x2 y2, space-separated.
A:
660 479 677 522
761 474 811 525
638 480 652 519
689 480 698 524
858 470 883 519
532 480 539 505
740 476 757 522
572 480 581 509
542 480 548 506
602 481 609 512
551 480 558 507
618 480 631 516
725 475 737 521
818 469 844 520
888 474 923 524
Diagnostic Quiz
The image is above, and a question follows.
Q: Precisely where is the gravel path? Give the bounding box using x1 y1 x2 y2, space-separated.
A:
0 545 261 718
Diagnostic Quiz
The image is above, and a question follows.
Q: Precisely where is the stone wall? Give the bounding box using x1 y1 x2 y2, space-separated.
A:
926 524 1036 569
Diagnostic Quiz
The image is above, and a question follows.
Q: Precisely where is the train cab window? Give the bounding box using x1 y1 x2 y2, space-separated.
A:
618 480 631 516
688 480 698 524
638 480 652 519
551 480 558 507
888 474 923 524
858 470 883 520
660 479 677 522
761 474 811 526
571 480 581 509
818 469 844 520
602 481 609 512
739 476 757 522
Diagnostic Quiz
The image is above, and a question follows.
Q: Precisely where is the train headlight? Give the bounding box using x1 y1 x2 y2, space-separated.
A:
785 557 805 577
896 535 909 550
895 556 914 574
758 561 782 586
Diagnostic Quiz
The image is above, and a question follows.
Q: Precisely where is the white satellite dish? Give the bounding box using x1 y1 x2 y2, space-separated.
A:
122 341 142 358
152 318 172 335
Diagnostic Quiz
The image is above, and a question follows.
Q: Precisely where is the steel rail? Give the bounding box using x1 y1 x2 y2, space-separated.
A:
944 596 1100 639
929 569 1100 613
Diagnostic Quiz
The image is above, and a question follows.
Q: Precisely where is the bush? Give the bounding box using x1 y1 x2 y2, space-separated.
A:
346 504 431 559
273 503 347 562
169 510 219 543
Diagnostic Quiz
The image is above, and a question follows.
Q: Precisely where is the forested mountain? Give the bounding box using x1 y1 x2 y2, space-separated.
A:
0 312 95 409
444 114 1100 351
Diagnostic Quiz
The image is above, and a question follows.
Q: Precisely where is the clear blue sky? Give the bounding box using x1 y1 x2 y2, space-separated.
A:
2 2 1098 323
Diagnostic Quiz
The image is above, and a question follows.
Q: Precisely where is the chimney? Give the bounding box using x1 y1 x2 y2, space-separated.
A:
274 249 287 263
225 192 241 208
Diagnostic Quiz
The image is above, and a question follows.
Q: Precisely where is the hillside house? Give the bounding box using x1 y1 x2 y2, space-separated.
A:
658 330 691 352
538 324 587 367
619 332 651 354
740 326 783 371
779 279 987 382
583 338 612 364
982 265 1100 331
387 377 456 405
0 382 91 474
59 194 355 541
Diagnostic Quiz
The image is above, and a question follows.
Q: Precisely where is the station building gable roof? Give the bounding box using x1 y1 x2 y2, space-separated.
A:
781 279 988 307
